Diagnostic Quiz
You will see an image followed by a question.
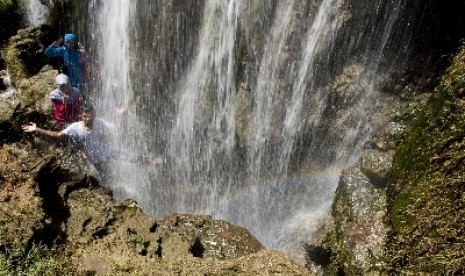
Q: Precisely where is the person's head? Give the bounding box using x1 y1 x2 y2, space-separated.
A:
79 104 95 127
63 33 76 50
55 73 70 92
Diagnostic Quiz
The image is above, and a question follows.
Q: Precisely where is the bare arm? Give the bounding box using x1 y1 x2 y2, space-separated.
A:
22 123 62 138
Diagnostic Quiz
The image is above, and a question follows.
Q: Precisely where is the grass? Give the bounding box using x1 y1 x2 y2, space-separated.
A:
0 242 73 276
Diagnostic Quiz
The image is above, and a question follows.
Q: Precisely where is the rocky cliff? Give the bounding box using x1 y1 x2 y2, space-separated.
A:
0 136 309 274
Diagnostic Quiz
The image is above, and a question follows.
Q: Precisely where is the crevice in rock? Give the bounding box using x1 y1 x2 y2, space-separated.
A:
92 228 109 239
304 244 331 269
139 241 150 256
82 218 92 230
366 176 390 188
29 158 70 248
155 237 163 258
0 121 20 146
127 227 137 235
61 175 96 200
174 216 180 227
149 222 158 233
91 216 117 240
189 237 204 258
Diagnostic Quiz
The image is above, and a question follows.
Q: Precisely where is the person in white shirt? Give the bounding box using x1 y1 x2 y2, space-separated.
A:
23 104 163 177
22 104 114 174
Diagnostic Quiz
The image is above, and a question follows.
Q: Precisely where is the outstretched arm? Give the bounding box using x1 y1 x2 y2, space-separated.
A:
22 123 63 138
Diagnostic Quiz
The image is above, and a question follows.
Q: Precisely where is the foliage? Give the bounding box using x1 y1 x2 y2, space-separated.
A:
0 242 73 275
387 43 465 274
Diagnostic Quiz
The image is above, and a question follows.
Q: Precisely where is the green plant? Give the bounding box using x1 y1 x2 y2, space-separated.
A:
0 243 73 275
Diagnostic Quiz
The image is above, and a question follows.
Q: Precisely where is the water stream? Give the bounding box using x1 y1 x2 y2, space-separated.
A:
24 0 49 26
88 0 411 262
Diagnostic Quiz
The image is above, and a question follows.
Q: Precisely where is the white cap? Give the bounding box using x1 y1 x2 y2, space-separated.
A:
55 74 70 86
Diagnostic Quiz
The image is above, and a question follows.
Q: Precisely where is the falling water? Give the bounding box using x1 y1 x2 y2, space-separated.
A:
89 0 412 262
24 0 49 26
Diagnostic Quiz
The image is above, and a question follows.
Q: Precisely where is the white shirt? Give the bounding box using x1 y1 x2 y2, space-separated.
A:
61 118 114 164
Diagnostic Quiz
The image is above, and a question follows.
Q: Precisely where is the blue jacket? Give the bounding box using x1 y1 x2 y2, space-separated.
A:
44 46 84 87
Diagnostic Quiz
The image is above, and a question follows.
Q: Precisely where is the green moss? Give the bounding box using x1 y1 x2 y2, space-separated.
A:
321 179 356 274
332 181 354 223
123 205 140 217
16 67 56 108
387 43 465 274
6 47 26 79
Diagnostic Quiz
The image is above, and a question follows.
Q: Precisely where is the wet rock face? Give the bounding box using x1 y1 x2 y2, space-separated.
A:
359 150 394 188
325 150 391 275
324 42 465 275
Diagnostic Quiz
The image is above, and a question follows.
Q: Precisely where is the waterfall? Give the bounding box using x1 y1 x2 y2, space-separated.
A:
90 0 411 263
25 0 49 26
169 0 240 212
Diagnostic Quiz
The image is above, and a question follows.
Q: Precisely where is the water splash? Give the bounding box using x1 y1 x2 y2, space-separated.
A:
89 0 411 263
169 0 240 204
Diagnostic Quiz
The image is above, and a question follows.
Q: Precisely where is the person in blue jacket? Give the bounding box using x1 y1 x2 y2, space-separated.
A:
44 33 87 88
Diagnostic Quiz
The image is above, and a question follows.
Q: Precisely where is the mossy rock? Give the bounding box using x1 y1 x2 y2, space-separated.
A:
16 65 56 111
324 164 388 275
387 43 465 274
5 25 55 85
0 96 19 121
